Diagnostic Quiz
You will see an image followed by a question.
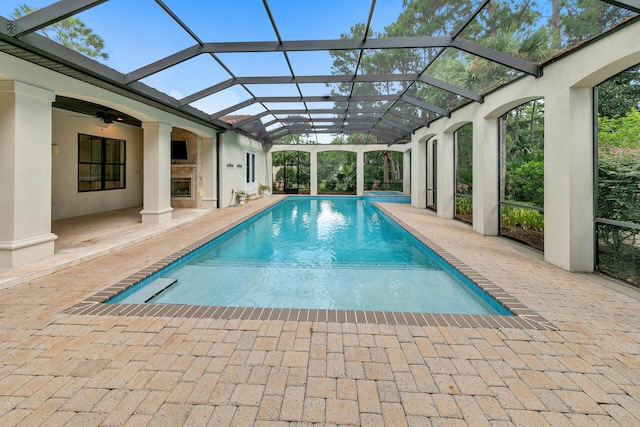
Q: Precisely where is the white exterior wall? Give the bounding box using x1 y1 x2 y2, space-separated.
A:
51 108 144 220
219 132 269 207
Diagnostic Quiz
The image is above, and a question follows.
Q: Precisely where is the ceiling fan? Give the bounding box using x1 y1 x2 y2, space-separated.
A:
95 109 120 124
65 108 121 127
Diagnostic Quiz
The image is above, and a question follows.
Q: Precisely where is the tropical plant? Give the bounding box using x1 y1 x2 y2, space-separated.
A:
337 163 357 192
318 151 356 192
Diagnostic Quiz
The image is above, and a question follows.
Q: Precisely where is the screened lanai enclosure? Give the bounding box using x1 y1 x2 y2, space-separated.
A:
1 0 639 283
1 0 637 144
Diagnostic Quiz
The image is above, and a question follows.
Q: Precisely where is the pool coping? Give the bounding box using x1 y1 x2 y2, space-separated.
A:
64 198 555 330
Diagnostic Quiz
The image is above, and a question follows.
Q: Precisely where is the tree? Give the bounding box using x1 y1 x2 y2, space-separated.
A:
318 151 356 192
329 0 554 116
12 4 108 60
559 0 636 46
272 151 310 190
275 130 315 145
598 65 640 119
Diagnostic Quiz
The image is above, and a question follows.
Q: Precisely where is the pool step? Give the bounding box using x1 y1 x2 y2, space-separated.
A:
192 261 433 270
125 277 178 303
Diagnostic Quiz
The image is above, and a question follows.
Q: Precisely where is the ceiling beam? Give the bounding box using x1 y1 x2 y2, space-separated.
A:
452 38 542 77
9 0 107 38
400 95 450 117
178 78 236 106
600 0 640 13
387 109 428 126
178 73 482 106
126 35 540 85
211 94 400 119
210 98 254 119
418 74 483 102
380 118 414 134
125 37 452 82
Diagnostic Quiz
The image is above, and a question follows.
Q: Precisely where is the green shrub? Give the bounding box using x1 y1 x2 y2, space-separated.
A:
598 149 640 224
456 197 473 215
506 159 544 207
501 206 544 231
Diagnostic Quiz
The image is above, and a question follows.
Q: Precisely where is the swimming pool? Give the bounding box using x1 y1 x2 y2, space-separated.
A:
107 197 511 316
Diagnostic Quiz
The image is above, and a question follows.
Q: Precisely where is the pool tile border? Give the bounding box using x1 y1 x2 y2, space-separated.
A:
65 199 555 330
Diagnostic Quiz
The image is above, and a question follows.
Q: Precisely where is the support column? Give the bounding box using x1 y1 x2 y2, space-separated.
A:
403 150 411 195
265 146 273 193
411 134 427 208
201 135 217 208
310 150 318 196
544 87 594 272
356 149 364 196
140 122 173 224
426 139 435 207
437 132 455 219
473 118 499 235
0 81 57 267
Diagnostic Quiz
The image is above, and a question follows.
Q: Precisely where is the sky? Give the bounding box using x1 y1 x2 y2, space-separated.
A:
1 0 406 138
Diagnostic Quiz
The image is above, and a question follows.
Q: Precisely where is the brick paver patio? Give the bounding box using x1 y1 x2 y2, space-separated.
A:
1 197 639 426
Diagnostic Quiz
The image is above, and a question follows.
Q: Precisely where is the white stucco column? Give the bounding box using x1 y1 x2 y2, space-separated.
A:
0 81 57 267
437 132 455 218
403 150 411 195
201 135 217 208
426 139 435 207
411 134 427 208
544 87 594 272
473 118 500 235
140 122 173 224
265 145 273 192
356 149 364 196
310 149 318 196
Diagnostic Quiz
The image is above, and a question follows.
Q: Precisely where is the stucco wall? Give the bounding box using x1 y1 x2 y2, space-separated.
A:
219 132 269 207
51 108 143 220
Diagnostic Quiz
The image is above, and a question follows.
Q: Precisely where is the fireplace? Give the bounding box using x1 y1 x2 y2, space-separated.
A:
171 178 191 197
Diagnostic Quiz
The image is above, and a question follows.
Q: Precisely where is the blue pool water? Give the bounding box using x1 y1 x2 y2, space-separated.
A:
109 197 510 315
369 191 403 195
364 191 411 203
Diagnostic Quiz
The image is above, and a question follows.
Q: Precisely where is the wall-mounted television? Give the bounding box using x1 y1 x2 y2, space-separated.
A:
171 140 188 162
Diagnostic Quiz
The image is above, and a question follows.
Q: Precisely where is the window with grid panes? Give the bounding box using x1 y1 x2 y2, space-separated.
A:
78 134 125 192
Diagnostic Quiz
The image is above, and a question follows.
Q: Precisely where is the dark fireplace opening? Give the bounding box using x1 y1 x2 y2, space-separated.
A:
171 178 191 197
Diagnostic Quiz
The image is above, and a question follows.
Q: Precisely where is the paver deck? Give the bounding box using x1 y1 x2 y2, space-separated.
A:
1 196 640 426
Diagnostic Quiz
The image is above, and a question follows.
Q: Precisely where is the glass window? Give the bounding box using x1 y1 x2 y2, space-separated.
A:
78 134 126 192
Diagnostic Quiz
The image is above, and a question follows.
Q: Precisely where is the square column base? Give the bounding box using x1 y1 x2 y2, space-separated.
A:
0 233 57 268
202 198 218 209
140 208 174 224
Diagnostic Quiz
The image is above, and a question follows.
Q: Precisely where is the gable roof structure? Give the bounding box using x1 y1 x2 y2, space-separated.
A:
1 0 638 145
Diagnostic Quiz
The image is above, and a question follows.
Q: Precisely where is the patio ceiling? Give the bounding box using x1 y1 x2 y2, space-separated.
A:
1 0 639 145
